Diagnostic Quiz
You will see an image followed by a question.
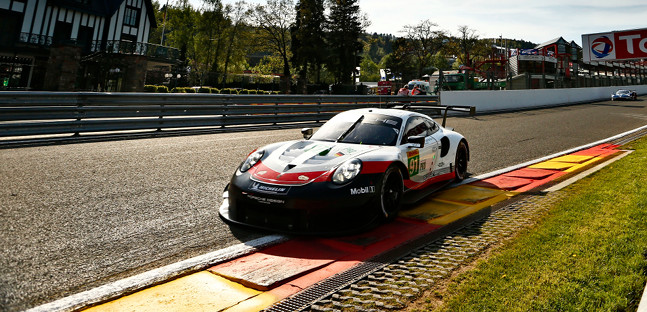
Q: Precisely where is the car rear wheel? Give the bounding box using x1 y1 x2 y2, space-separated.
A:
379 166 403 221
454 141 468 181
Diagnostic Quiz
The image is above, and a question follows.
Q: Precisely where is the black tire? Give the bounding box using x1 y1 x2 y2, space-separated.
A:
378 166 403 221
454 141 468 181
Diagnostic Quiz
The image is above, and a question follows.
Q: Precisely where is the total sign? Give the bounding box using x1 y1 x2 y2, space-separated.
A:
582 28 647 62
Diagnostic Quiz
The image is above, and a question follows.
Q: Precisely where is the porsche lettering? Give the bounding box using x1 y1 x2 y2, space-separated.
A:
247 194 286 205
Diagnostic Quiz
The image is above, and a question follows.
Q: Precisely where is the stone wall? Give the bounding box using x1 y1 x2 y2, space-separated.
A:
119 55 148 92
44 45 81 91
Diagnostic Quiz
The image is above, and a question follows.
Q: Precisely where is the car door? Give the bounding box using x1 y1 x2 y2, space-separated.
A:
400 116 440 184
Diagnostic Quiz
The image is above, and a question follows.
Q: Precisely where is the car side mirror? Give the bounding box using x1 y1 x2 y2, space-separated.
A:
301 128 313 140
407 135 425 148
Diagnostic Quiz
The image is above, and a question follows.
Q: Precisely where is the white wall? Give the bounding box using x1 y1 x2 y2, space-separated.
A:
441 86 647 113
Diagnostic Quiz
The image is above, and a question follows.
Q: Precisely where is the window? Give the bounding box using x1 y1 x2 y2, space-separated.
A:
52 21 72 44
124 7 139 27
77 26 93 52
401 117 434 144
0 9 22 47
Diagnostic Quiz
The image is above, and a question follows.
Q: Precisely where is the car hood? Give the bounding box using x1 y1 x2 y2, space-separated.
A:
249 140 383 185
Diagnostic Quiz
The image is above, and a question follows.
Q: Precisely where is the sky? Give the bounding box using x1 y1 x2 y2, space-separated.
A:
187 0 647 46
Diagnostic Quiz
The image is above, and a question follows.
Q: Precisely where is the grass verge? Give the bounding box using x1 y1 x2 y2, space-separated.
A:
415 137 647 312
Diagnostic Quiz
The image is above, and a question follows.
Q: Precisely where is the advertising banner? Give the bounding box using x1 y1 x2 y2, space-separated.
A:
583 28 647 62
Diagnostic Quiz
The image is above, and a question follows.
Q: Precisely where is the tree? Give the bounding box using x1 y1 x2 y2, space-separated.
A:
383 37 416 83
250 0 295 93
291 0 326 92
194 0 229 86
326 0 367 85
453 25 481 67
148 1 164 44
220 2 251 86
400 19 445 78
359 57 379 82
164 0 199 86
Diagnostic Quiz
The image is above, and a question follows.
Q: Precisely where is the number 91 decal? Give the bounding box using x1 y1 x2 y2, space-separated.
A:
407 149 420 176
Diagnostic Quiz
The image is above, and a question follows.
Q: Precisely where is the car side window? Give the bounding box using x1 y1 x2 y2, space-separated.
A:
401 117 431 144
425 119 439 134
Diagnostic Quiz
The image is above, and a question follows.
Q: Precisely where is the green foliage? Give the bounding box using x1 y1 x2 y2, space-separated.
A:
434 137 647 312
383 37 417 82
292 0 327 86
156 85 169 93
400 19 445 78
150 0 540 93
198 87 211 93
326 0 365 84
144 85 157 92
184 87 196 93
359 57 379 82
210 88 220 93
360 33 394 64
250 0 295 93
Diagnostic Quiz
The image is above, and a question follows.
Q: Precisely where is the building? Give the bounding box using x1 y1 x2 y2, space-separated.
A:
508 36 645 89
507 37 580 89
0 0 178 91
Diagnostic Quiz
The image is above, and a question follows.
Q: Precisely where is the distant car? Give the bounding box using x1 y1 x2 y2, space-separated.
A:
407 80 431 95
611 89 637 101
219 106 474 234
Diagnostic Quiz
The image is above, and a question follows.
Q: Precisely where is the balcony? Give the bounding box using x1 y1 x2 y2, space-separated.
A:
16 33 179 63
91 40 180 63
18 32 53 46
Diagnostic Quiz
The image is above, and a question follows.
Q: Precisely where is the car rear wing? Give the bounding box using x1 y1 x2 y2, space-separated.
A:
387 103 476 127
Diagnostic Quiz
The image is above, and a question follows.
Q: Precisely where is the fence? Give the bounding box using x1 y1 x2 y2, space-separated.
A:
0 92 439 145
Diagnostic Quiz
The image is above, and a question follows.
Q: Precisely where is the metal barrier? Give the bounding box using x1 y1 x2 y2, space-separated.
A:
0 92 439 144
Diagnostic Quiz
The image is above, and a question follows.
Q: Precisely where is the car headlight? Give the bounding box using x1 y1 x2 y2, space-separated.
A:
240 150 264 173
332 159 362 184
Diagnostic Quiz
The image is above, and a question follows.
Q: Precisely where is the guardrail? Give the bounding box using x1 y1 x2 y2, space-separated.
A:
0 92 439 145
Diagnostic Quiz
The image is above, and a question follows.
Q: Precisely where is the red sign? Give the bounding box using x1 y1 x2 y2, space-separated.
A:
614 28 647 60
583 28 647 62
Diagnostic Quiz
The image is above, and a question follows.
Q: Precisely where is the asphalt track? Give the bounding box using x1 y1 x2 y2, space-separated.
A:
1 99 647 311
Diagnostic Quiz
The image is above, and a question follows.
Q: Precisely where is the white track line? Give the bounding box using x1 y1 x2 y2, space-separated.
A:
543 150 632 192
25 235 288 312
456 124 647 187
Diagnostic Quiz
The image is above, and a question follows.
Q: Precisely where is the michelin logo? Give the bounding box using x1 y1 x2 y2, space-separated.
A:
250 182 288 194
350 186 376 195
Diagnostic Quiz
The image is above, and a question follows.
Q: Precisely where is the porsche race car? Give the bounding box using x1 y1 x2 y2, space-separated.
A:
611 89 637 101
219 106 474 234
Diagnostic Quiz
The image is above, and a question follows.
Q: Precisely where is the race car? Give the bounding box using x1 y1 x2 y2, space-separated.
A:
219 106 474 234
611 89 637 101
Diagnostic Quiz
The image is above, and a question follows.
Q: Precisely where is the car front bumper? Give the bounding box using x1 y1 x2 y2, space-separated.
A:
219 172 385 235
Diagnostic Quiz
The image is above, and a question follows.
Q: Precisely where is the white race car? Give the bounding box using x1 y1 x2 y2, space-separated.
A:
219 105 474 234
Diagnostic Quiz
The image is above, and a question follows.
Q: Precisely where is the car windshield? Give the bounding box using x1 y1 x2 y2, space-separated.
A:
617 90 630 94
310 113 402 146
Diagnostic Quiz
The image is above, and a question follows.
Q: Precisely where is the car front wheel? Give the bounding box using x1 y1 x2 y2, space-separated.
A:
378 165 403 221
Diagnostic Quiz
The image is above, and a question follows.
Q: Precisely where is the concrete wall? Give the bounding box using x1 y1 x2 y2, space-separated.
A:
440 85 647 113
